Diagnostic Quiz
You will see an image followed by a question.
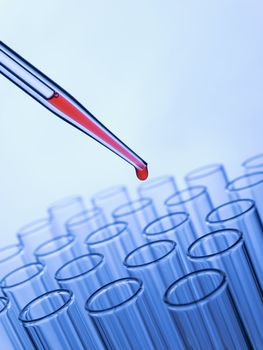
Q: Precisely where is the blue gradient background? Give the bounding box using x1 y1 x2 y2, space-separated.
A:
0 0 262 246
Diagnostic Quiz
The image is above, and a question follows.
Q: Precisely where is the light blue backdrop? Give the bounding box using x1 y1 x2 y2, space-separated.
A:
0 0 262 245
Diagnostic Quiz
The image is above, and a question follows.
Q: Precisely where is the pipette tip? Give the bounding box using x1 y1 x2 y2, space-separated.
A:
135 166 149 181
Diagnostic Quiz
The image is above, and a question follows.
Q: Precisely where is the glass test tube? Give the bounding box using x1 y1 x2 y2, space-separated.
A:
112 198 158 246
48 195 86 235
56 254 111 350
17 218 56 261
35 235 81 279
143 212 196 270
242 153 263 173
1 263 53 311
206 199 263 289
188 229 263 348
137 175 178 216
86 278 167 349
165 186 213 234
19 289 92 350
227 172 263 223
66 208 107 244
185 164 229 207
0 296 34 350
164 269 250 350
86 222 135 278
124 240 186 349
0 244 27 282
91 186 131 222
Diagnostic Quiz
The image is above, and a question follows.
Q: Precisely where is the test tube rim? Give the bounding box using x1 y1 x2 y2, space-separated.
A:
92 185 128 201
227 172 263 192
0 296 9 314
206 199 255 224
85 221 128 246
187 229 243 260
34 234 75 258
0 243 23 263
66 208 103 229
165 186 207 207
185 163 224 181
1 263 44 289
17 218 51 238
137 175 175 191
124 239 177 269
19 289 73 324
48 195 83 212
144 212 189 236
55 253 104 282
163 268 226 309
85 277 143 314
112 198 153 218
242 153 263 170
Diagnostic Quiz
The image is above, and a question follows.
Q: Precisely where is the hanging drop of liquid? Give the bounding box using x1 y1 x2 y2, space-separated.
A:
136 166 148 181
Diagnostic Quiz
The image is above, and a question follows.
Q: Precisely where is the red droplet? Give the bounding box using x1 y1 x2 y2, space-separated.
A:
136 166 148 181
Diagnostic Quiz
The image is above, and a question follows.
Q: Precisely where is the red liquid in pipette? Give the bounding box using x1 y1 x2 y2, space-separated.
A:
48 93 148 181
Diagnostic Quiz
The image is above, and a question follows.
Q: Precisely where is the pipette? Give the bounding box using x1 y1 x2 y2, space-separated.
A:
0 42 148 180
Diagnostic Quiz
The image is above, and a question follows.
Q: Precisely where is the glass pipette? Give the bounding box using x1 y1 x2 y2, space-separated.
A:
0 42 148 180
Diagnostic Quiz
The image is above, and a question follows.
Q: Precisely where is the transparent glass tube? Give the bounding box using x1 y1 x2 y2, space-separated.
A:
0 244 27 282
56 254 111 350
143 212 196 271
165 186 213 234
227 172 263 223
112 198 158 246
17 218 56 261
188 229 263 348
137 175 178 215
1 263 53 311
242 153 263 173
86 278 168 349
0 296 34 349
66 208 107 244
19 289 92 350
206 199 263 289
164 269 250 350
35 235 81 279
48 195 86 235
185 164 229 207
124 240 186 349
86 222 136 278
91 186 131 222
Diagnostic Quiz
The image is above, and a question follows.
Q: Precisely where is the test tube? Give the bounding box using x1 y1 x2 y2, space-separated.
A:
206 199 263 289
165 186 213 233
164 269 250 350
112 198 158 246
86 222 135 278
0 244 27 282
48 195 86 235
242 153 263 173
56 254 111 349
35 234 81 279
91 186 131 222
1 263 53 311
185 164 229 207
0 296 34 350
143 212 196 270
188 229 263 348
137 175 178 215
17 218 56 261
19 289 92 350
227 172 263 223
124 240 186 349
66 208 107 244
86 278 168 349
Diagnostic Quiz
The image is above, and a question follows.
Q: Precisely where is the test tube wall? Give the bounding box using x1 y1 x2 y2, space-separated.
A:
0 157 262 348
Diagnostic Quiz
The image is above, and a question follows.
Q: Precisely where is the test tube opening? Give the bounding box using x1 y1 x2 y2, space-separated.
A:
144 212 189 237
1 263 44 289
86 222 128 246
35 235 75 258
